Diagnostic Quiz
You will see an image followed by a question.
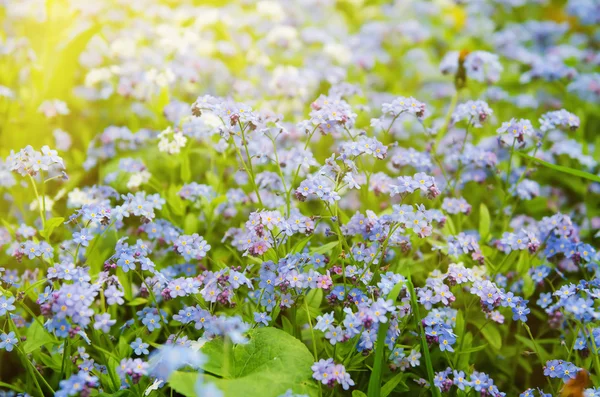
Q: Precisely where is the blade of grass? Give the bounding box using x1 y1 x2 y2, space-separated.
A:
367 282 405 397
515 152 600 183
406 275 440 397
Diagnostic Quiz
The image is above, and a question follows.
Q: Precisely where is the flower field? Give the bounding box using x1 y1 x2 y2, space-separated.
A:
0 0 599 396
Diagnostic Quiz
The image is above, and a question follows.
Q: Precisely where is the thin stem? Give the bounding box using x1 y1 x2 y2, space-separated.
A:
523 323 556 395
238 121 264 207
406 275 440 397
505 138 517 189
434 89 459 149
27 174 46 229
304 298 318 361
586 324 600 380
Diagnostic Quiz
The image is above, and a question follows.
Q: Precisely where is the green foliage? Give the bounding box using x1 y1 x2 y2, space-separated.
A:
23 319 57 354
168 328 318 397
40 216 64 240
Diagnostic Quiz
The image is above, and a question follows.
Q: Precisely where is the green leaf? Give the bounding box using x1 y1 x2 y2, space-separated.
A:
206 170 221 188
522 274 535 299
40 217 65 240
116 268 133 301
353 391 368 397
167 185 186 216
381 372 408 397
310 241 339 255
305 288 323 309
183 213 198 234
181 153 191 183
478 204 490 241
23 319 57 354
459 344 488 354
0 381 24 392
515 152 600 183
479 323 502 350
292 234 314 254
169 328 317 397
97 391 132 397
282 315 294 336
517 356 533 374
516 251 530 275
457 332 473 370
387 280 405 303
515 334 548 358
367 281 405 397
442 215 456 236
126 297 148 306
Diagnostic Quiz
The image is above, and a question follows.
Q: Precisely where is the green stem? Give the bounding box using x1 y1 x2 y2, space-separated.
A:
434 89 459 149
406 275 440 397
8 319 55 395
523 323 555 394
238 121 264 207
367 321 389 397
304 298 319 361
27 174 46 229
504 138 517 189
586 324 600 380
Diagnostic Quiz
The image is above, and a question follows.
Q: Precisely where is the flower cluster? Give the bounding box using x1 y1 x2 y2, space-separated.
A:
0 1 599 397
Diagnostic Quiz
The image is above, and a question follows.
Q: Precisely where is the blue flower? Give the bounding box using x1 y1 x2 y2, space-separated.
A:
0 331 18 352
253 312 271 327
0 296 16 316
72 228 92 247
130 337 150 355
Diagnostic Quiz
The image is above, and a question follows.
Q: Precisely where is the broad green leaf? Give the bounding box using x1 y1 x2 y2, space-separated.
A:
282 315 295 336
305 288 323 309
459 344 488 354
479 323 502 350
347 352 369 370
522 274 535 298
23 319 57 354
516 251 530 275
457 332 473 370
296 304 320 324
292 234 314 254
478 203 490 240
264 249 278 263
183 213 198 234
381 372 408 397
198 337 226 377
116 268 133 301
0 381 24 392
353 391 368 397
40 217 65 240
442 215 456 236
515 334 548 359
367 281 406 397
169 327 317 397
181 153 191 183
167 185 186 216
387 280 405 303
311 241 339 255
515 152 600 183
455 311 464 339
37 351 62 371
206 170 221 188
97 391 132 397
517 356 533 374
126 297 148 306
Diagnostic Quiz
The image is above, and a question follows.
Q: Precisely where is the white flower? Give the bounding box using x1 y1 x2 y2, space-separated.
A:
158 127 187 155
30 196 54 212
38 99 69 118
144 379 164 396
127 170 151 190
